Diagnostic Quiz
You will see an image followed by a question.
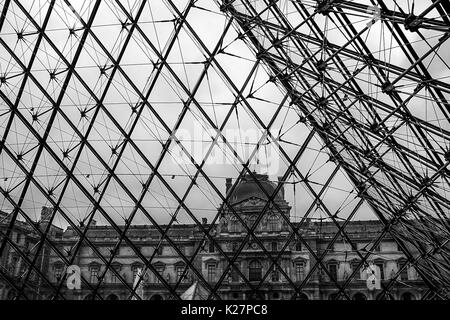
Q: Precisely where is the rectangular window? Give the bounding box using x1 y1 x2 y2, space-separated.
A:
295 262 305 282
19 262 26 277
90 266 99 283
9 256 18 276
271 242 278 251
132 265 142 282
271 268 279 282
350 262 361 279
208 242 215 253
111 271 118 283
54 265 63 281
231 267 240 282
176 266 185 282
111 265 121 283
400 264 408 280
207 264 216 282
154 266 164 283
329 263 338 281
375 263 384 280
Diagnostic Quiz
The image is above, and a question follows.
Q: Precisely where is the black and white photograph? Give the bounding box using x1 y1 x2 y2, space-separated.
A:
0 0 449 315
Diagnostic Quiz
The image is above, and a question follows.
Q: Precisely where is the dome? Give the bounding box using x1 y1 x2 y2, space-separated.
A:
228 173 283 203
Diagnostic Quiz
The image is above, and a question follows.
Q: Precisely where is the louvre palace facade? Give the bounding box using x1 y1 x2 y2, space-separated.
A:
0 173 426 300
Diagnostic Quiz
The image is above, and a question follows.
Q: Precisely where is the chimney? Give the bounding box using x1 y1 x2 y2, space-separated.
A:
91 219 97 227
278 176 285 199
226 178 232 194
202 217 208 225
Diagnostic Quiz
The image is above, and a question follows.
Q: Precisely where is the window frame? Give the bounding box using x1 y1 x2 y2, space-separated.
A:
247 215 257 230
110 263 122 283
175 264 187 283
350 259 361 280
294 260 306 282
230 216 240 233
271 241 278 251
131 262 143 283
268 214 279 232
53 262 64 282
374 259 385 280
397 259 409 280
207 263 217 282
271 266 280 282
152 263 165 283
89 264 100 284
230 262 240 283
248 260 262 282
327 260 338 281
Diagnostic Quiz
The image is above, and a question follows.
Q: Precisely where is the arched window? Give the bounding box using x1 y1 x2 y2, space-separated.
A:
229 216 240 233
7 290 17 300
268 215 279 232
249 260 262 281
352 292 367 300
328 293 341 300
376 292 395 300
248 291 265 300
149 294 163 300
106 294 119 300
295 293 309 300
401 292 415 300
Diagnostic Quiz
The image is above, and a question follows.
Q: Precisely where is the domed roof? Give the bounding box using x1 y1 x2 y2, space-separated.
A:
229 173 283 204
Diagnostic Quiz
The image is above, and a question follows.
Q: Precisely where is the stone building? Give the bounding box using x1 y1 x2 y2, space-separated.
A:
0 173 426 300
0 207 63 299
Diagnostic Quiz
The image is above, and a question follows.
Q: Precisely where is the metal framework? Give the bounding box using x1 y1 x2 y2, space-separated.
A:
0 0 449 300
